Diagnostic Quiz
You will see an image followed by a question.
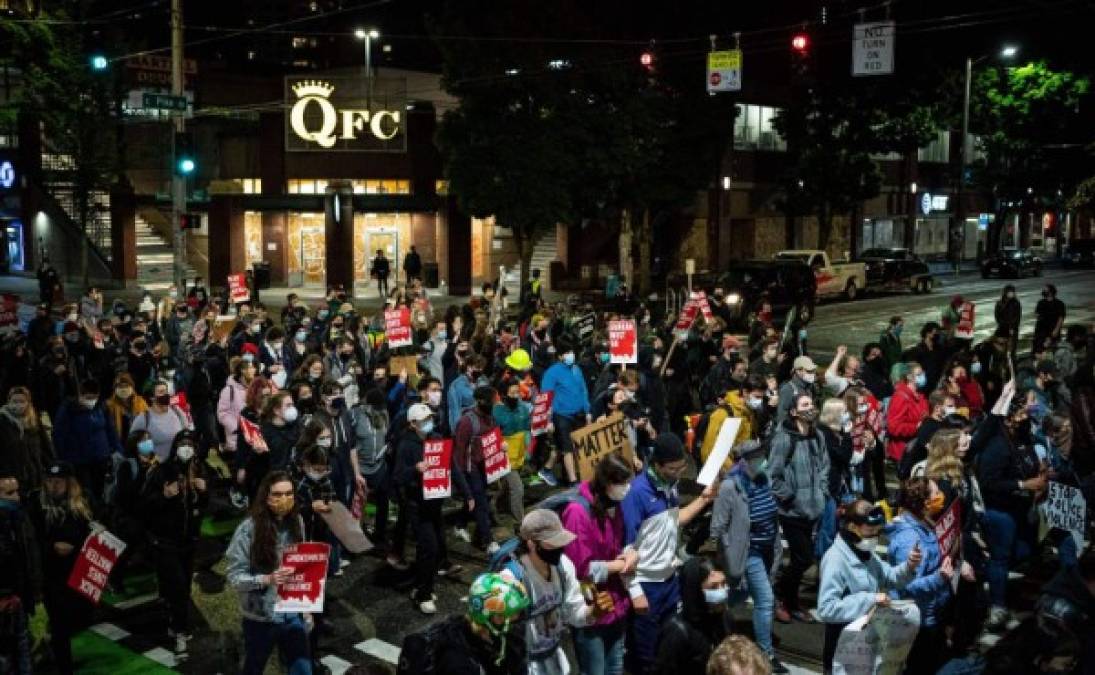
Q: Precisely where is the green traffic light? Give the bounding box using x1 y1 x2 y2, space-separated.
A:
91 55 108 70
177 158 196 175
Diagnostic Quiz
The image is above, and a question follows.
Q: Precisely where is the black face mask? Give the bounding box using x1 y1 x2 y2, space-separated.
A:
504 396 518 409
477 400 493 414
537 544 564 566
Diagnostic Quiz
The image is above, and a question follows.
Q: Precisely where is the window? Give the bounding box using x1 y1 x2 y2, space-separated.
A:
287 179 328 194
435 180 449 195
917 130 950 163
734 104 786 151
292 37 309 49
350 179 410 195
233 178 262 194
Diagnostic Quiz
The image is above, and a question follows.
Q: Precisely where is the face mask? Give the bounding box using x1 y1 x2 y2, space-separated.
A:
250 325 262 335
1006 292 1015 299
607 483 630 502
801 372 816 384
426 390 442 407
841 411 851 425
7 403 27 416
747 397 764 411
796 408 817 424
765 349 778 361
703 587 729 605
268 495 294 517
316 437 333 449
437 330 447 341
943 405 956 417
138 439 155 455
80 397 97 410
156 394 171 406
327 396 345 411
562 352 576 366
419 420 435 436
537 544 564 566
914 373 927 388
798 328 808 341
857 403 869 414
282 405 299 423
176 445 195 462
748 458 768 476
116 387 133 400
310 370 323 381
971 362 982 375
504 396 518 409
892 325 904 337
295 330 307 343
599 353 610 365
242 353 255 363
925 493 945 516
854 536 879 552
318 310 329 320
169 290 178 299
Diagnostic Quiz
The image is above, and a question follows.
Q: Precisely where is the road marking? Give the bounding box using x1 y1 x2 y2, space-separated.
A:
785 663 823 674
355 637 401 665
320 654 354 675
111 593 159 610
142 646 183 668
90 622 130 641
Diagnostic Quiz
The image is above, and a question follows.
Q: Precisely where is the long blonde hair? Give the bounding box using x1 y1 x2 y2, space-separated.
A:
40 476 94 524
6 386 39 431
925 429 964 485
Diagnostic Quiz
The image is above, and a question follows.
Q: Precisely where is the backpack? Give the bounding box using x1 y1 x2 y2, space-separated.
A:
396 618 451 675
486 488 592 580
691 403 732 460
103 453 139 507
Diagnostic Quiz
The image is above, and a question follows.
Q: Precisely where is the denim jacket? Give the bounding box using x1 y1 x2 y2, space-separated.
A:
225 516 303 622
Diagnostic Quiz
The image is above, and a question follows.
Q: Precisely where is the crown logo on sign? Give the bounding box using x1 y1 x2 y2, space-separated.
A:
292 80 335 99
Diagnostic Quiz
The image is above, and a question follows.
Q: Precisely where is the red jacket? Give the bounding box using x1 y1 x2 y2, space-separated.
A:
957 378 985 419
886 381 928 461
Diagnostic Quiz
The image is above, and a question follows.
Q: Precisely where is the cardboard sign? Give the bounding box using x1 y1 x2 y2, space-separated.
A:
608 319 637 365
696 417 742 486
834 600 921 675
482 427 510 483
575 313 596 343
389 354 420 388
955 301 975 340
319 501 374 554
1043 481 1087 550
422 439 453 499
572 412 636 481
274 542 331 613
384 307 413 348
531 391 554 436
67 530 126 604
674 301 699 339
228 273 250 303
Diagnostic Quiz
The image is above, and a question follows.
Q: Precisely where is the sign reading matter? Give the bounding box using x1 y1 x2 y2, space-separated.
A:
1043 481 1086 549
572 413 636 481
67 530 126 604
531 391 554 436
608 319 638 365
275 542 331 613
706 50 743 93
852 21 895 76
481 427 511 484
422 439 453 499
955 302 976 340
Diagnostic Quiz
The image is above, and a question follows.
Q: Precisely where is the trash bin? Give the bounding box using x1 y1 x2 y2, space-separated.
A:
252 261 272 290
422 262 439 288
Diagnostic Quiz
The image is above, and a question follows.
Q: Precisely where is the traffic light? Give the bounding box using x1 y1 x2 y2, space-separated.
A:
90 54 108 71
179 212 201 230
791 32 810 54
174 131 196 176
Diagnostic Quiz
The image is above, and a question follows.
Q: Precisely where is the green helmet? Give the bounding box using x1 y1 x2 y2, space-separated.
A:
467 571 529 637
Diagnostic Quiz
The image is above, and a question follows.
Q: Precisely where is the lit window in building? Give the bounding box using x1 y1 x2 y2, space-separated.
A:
234 178 262 194
917 130 950 163
350 179 411 195
435 180 449 195
292 36 309 49
733 105 787 151
247 50 256 61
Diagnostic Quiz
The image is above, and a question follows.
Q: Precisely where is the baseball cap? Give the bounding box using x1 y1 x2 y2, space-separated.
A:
793 356 817 372
46 461 75 479
407 403 432 423
520 509 577 549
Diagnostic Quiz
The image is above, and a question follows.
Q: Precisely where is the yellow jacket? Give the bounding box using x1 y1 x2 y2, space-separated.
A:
699 390 754 469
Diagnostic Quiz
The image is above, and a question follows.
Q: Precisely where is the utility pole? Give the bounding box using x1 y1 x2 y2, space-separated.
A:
954 56 972 277
171 0 186 290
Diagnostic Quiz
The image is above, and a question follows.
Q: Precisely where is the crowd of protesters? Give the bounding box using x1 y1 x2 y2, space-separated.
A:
0 268 1091 675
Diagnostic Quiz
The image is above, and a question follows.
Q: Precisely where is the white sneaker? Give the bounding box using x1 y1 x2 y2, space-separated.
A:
453 527 472 543
339 559 351 569
169 631 188 654
418 599 438 614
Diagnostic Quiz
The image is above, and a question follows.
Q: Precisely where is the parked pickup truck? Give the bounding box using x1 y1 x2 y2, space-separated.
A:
856 247 935 294
773 250 867 301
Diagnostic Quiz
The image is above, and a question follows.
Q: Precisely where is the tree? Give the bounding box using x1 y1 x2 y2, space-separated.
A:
965 60 1089 250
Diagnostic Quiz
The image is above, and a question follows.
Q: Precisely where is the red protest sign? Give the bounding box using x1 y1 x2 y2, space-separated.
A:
531 391 554 436
608 319 637 365
275 541 331 613
67 530 126 604
482 427 510 483
228 273 250 303
384 307 413 348
933 499 961 559
674 301 699 337
955 302 975 340
239 416 267 451
691 291 713 321
423 439 453 499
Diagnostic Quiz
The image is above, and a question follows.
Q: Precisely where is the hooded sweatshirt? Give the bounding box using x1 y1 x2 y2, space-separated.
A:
885 513 950 627
768 418 830 520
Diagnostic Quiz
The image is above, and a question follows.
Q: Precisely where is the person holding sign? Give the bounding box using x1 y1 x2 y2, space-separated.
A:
885 478 966 674
453 385 501 551
817 500 921 673
620 434 718 674
225 471 313 675
26 461 94 675
492 378 529 523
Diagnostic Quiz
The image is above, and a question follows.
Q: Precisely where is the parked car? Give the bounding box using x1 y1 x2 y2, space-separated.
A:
773 249 867 300
696 260 817 329
856 247 935 294
1063 239 1095 268
980 247 1042 278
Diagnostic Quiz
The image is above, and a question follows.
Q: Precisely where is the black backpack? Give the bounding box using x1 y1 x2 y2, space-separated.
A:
396 616 460 675
691 403 732 459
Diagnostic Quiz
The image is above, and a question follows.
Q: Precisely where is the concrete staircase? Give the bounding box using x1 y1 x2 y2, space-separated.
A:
501 230 557 298
136 214 197 292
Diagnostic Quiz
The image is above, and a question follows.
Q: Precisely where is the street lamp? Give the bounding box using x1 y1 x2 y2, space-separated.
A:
354 27 380 78
956 43 1019 271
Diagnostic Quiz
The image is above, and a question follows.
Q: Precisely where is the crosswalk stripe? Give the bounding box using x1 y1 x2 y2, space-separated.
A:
89 622 130 641
785 663 824 675
354 637 401 665
320 654 354 675
142 646 183 668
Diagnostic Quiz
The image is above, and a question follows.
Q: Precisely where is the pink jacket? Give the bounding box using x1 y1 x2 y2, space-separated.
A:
561 481 631 626
216 377 247 452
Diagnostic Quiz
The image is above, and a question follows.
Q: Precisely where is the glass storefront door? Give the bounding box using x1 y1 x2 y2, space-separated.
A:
364 227 399 283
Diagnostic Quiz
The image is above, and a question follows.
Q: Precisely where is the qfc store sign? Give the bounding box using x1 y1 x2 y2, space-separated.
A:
285 76 407 153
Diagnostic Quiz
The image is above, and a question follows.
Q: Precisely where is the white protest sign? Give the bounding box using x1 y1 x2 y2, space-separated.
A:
834 600 921 675
696 417 742 486
853 21 895 76
1043 481 1086 550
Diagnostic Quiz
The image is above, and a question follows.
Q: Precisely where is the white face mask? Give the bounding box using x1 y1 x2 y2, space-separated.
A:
801 372 816 384
427 390 442 407
316 437 333 448
854 536 879 552
703 587 729 605
176 446 195 462
747 397 764 411
282 405 299 423
943 405 957 417
607 484 630 502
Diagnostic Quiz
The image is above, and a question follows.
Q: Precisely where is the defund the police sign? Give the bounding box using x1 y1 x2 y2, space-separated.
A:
285 77 407 152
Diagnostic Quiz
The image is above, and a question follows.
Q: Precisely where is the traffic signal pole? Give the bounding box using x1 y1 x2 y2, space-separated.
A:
171 0 187 291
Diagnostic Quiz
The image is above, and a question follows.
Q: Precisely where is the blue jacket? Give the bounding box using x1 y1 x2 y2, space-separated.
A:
541 362 590 417
817 533 916 625
52 401 123 465
446 374 475 433
492 400 531 436
621 467 680 590
885 514 951 626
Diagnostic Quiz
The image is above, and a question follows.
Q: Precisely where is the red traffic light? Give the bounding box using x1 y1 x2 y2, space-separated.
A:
640 51 654 68
791 33 809 53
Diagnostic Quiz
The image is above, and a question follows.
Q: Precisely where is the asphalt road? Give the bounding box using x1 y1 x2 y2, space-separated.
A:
38 267 1095 675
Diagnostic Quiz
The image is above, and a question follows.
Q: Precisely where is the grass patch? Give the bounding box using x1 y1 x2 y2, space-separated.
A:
70 630 176 674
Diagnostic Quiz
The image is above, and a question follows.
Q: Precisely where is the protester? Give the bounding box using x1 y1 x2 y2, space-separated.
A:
652 556 733 674
705 635 773 675
0 386 53 493
130 379 193 461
